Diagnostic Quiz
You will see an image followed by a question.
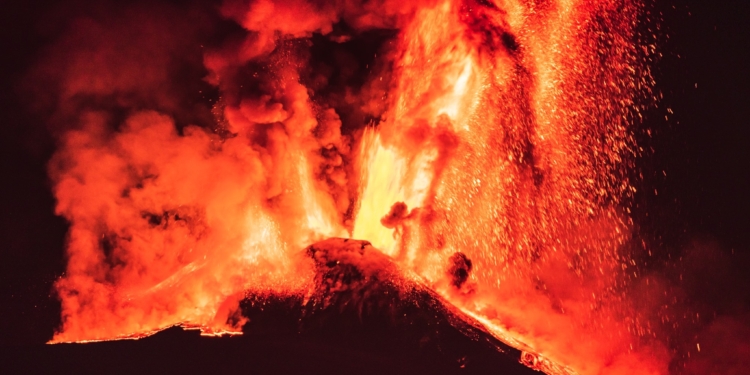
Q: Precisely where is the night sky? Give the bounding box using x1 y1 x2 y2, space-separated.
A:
1 0 749 373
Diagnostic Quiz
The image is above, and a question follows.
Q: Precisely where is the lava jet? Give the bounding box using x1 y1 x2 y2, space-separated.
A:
28 0 660 373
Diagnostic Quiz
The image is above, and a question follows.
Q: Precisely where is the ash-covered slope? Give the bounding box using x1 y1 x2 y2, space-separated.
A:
239 238 539 374
5 238 539 375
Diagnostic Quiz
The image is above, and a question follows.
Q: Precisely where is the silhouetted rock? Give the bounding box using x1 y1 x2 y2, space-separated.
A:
4 238 539 375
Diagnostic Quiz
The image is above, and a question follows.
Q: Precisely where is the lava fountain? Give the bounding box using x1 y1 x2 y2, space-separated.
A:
41 0 662 374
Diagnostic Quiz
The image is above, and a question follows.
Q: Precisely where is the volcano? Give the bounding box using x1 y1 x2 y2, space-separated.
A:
8 238 543 375
5 0 750 374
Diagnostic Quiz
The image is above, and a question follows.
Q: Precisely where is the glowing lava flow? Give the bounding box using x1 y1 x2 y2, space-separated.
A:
45 0 661 374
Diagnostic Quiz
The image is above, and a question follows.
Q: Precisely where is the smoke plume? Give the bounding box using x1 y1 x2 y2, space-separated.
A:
25 0 747 374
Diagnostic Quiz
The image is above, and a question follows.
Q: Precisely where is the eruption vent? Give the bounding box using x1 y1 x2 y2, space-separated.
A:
39 0 662 374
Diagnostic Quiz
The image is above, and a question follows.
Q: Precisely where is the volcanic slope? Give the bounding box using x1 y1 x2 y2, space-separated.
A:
6 238 539 375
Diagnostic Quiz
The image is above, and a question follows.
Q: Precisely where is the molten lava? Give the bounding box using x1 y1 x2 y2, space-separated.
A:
44 0 663 374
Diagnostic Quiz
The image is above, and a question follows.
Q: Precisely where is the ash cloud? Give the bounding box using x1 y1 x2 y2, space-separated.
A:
26 0 426 342
22 1 748 375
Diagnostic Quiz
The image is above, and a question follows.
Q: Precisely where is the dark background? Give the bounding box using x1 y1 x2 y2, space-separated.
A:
1 0 749 373
638 0 750 255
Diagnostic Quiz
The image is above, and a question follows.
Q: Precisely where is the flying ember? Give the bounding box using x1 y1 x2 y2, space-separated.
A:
45 0 663 373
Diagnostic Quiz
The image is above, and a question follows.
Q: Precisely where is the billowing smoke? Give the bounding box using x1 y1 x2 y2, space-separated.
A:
25 0 747 374
32 0 426 342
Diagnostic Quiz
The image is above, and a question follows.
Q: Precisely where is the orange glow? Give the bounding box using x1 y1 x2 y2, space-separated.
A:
47 0 662 374
349 1 660 373
352 129 436 256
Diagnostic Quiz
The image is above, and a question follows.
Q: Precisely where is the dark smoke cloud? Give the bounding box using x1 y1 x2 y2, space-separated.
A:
667 240 750 374
626 236 750 374
25 0 219 134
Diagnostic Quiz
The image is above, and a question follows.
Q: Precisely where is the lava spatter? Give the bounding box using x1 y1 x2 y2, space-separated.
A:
38 0 661 374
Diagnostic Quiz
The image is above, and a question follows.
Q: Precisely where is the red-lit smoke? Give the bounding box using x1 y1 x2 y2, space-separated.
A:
30 0 688 374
